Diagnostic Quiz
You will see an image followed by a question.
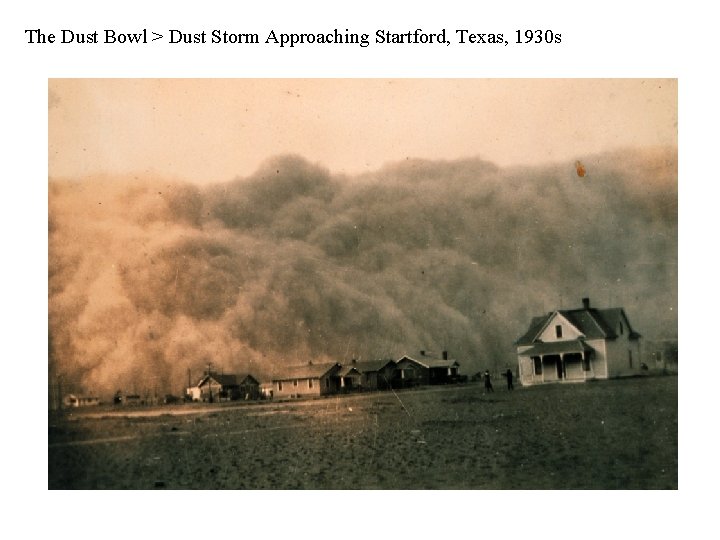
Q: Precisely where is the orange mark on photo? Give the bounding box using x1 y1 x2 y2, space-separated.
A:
575 160 586 178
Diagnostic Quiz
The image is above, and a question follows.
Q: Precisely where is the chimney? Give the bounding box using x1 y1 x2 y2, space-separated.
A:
582 297 590 310
442 350 448 360
420 350 426 356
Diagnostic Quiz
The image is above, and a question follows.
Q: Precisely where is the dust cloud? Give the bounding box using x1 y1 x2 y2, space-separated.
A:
49 147 677 397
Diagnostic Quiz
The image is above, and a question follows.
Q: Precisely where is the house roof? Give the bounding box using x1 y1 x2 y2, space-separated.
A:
237 374 260 385
273 362 341 382
397 355 459 369
516 305 641 345
347 359 396 373
197 373 259 388
198 373 239 387
338 365 362 377
518 339 594 357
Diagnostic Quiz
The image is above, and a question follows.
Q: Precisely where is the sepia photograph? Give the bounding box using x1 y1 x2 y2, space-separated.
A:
48 78 677 490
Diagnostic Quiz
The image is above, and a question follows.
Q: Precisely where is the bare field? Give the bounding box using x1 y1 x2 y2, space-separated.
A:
48 376 677 489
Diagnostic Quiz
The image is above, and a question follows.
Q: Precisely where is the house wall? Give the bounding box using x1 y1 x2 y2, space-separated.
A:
428 364 460 384
517 339 609 385
541 355 561 381
538 313 584 342
237 382 260 400
274 377 322 398
377 365 396 389
363 371 379 389
63 395 100 407
604 333 642 378
517 346 536 386
394 359 429 387
564 357 584 380
587 339 608 379
340 371 362 390
273 373 340 398
198 381 235 402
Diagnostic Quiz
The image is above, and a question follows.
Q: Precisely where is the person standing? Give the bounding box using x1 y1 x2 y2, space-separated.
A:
483 370 494 393
505 367 514 390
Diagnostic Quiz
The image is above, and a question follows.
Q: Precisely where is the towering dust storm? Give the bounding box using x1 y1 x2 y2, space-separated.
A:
48 148 677 396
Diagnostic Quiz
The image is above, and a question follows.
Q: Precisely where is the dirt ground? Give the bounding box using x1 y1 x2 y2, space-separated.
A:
48 375 677 489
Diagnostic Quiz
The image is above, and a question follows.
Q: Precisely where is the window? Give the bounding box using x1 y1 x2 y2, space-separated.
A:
278 381 283 391
628 350 633 368
555 325 563 338
533 357 542 375
293 379 298 387
309 379 313 388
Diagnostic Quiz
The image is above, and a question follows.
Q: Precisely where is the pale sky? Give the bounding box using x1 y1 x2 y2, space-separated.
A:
49 79 677 184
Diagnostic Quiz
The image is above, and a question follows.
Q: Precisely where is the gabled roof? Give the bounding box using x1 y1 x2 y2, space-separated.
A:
515 316 551 346
516 305 640 345
338 365 362 377
236 374 260 385
198 373 239 387
348 359 396 373
396 355 459 369
197 373 259 388
273 362 341 382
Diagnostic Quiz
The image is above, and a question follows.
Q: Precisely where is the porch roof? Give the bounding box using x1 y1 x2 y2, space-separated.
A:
519 340 594 357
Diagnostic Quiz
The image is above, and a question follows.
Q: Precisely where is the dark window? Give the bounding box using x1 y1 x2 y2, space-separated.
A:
628 350 633 368
619 322 624 335
308 379 313 388
555 325 563 338
278 381 283 391
533 357 542 375
293 379 298 387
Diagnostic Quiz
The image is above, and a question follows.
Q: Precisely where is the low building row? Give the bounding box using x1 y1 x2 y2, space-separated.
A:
186 351 464 402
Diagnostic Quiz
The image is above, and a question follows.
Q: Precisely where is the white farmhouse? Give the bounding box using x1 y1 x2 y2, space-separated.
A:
515 297 641 385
